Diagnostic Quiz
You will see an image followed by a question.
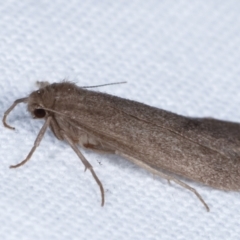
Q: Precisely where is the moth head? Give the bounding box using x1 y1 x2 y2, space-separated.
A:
28 101 48 119
27 87 55 119
3 82 61 130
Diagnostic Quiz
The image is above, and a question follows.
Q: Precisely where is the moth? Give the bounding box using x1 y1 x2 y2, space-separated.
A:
3 81 240 211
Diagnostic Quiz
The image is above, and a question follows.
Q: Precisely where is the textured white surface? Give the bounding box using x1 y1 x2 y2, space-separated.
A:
0 1 240 239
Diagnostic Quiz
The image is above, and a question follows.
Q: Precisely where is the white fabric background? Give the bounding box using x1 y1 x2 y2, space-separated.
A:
0 1 240 239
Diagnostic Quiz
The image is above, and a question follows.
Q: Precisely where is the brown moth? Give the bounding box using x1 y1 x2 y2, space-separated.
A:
3 81 240 211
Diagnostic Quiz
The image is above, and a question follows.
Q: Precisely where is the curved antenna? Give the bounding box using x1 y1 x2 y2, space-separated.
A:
2 97 28 130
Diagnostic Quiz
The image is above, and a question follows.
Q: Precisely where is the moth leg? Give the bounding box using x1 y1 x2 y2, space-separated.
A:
3 97 28 130
117 152 210 211
10 116 52 168
64 134 105 206
167 177 209 212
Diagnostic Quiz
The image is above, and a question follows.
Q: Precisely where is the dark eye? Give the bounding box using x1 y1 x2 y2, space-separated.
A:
33 109 46 118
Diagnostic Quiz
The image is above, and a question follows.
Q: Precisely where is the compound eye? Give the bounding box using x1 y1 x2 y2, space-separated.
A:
33 108 46 118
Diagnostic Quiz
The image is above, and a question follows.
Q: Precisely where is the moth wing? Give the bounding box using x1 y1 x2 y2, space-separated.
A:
52 89 240 190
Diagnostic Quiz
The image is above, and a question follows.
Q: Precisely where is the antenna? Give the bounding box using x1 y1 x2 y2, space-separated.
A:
81 81 127 89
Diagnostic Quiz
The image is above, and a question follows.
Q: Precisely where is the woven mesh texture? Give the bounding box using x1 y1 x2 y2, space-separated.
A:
0 1 240 239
